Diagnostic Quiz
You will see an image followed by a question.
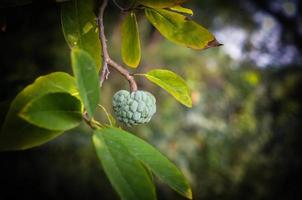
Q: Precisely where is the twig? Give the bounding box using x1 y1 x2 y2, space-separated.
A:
83 111 96 129
83 111 104 129
98 0 110 86
97 0 138 92
107 58 138 91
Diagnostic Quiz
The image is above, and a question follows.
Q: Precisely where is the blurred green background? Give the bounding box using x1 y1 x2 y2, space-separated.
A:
1 0 302 199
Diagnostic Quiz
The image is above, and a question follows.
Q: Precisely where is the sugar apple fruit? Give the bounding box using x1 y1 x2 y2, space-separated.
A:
112 90 156 126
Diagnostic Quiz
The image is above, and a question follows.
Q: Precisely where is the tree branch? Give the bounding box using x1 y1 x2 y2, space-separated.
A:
98 0 110 86
97 0 138 92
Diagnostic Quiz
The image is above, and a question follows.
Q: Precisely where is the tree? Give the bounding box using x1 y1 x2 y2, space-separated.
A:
0 0 220 199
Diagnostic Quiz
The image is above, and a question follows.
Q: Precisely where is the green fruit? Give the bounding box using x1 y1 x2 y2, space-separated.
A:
112 90 156 126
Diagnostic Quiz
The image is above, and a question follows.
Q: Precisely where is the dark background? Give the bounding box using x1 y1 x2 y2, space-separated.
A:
1 0 302 199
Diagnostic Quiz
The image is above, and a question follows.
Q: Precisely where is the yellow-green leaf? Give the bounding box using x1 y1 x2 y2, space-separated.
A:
20 92 82 131
145 8 220 50
93 129 156 200
0 72 78 151
122 12 141 68
71 48 100 118
169 5 193 15
144 69 192 107
98 127 193 199
137 0 188 8
61 0 102 71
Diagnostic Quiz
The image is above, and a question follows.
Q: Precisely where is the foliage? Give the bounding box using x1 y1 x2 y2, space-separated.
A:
0 72 78 151
0 0 220 199
61 0 102 70
142 69 192 107
122 12 141 68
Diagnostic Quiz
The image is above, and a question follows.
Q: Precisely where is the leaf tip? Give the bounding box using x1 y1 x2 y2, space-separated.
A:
204 39 223 50
186 102 193 108
186 187 193 199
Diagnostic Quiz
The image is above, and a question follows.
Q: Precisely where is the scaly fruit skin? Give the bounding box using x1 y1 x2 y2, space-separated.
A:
112 90 156 126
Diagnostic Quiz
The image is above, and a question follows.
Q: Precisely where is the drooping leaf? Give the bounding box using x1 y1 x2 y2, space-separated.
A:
20 92 82 131
98 127 192 199
93 129 156 200
137 0 188 8
0 72 78 151
169 5 193 15
145 8 220 50
122 12 141 68
61 0 102 70
71 48 100 118
143 69 192 107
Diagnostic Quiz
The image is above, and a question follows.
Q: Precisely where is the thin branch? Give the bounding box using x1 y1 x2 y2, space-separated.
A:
83 112 96 129
97 0 138 92
107 58 138 91
83 111 104 129
98 0 110 86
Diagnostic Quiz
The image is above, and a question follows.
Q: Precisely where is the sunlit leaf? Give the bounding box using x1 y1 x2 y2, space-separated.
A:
145 8 220 50
0 72 78 151
99 127 193 199
93 129 156 200
71 48 100 118
169 5 193 15
61 0 102 70
122 12 141 68
143 69 192 107
137 0 188 8
20 92 82 131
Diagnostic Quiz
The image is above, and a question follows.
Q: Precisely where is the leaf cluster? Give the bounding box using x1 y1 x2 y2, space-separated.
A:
0 0 220 199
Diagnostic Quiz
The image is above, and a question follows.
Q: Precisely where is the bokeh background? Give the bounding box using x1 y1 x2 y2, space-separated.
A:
1 0 302 199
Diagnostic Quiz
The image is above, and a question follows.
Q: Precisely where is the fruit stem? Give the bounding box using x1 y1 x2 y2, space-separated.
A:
97 0 138 92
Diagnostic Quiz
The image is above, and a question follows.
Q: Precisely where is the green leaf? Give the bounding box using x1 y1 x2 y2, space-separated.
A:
61 0 102 71
71 48 100 118
169 5 193 15
20 92 82 131
0 72 78 151
99 127 192 199
145 8 220 50
122 12 141 68
137 0 188 8
143 69 192 107
93 129 156 200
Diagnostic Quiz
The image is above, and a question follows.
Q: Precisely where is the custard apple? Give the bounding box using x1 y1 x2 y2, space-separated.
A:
112 90 156 126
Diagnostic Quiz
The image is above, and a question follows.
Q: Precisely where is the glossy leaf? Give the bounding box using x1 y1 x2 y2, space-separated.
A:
61 0 102 70
169 5 193 15
71 48 100 118
143 69 192 107
122 12 141 68
99 127 192 199
93 129 156 200
0 72 78 151
20 92 82 131
137 0 188 8
145 8 220 50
